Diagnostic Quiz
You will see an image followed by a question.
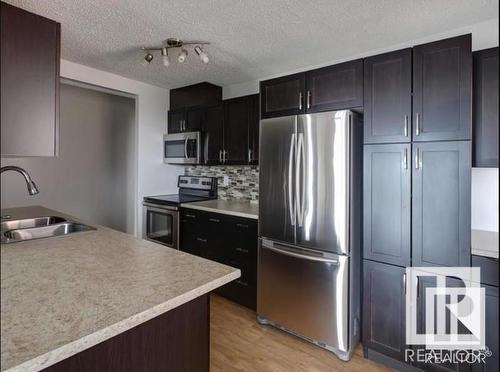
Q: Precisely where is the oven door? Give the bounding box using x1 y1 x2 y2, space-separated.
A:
142 203 179 249
163 132 201 164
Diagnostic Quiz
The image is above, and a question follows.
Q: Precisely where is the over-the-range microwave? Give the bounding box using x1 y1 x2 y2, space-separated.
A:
163 132 201 164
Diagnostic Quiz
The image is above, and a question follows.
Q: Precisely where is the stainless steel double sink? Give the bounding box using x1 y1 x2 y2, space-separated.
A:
1 216 95 244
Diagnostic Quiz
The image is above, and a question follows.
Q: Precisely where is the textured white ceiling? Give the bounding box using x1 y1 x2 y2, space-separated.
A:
4 0 499 89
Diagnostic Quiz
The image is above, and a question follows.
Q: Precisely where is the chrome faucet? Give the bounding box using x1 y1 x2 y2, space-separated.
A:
0 166 40 195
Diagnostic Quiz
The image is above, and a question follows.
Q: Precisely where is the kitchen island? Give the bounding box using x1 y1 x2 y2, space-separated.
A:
1 206 240 372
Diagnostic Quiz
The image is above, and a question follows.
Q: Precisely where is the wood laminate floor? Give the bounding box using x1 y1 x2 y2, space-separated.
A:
210 294 390 372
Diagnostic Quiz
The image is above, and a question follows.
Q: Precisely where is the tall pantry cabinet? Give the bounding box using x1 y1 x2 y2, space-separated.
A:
362 34 472 371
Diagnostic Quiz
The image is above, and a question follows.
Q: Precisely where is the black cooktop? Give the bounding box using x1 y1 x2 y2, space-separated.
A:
143 193 213 206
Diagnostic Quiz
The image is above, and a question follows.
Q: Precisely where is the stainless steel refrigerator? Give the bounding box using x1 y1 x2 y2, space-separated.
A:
257 110 363 361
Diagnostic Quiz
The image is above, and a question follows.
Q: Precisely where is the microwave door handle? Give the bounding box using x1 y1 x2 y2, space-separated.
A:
184 137 189 159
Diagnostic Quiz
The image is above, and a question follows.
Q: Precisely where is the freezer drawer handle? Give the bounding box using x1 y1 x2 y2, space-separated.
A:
262 242 339 264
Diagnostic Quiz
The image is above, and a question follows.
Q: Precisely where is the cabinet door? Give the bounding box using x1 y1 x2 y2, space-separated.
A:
414 276 471 372
473 47 499 167
260 73 305 118
1 2 60 157
364 49 412 144
168 110 185 134
472 285 498 372
186 108 205 132
412 141 471 267
363 260 407 361
248 94 260 165
203 105 224 165
224 96 249 164
363 144 411 266
305 59 363 113
413 35 472 142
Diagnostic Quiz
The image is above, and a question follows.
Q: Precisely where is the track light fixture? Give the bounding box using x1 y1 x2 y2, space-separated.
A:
141 38 210 67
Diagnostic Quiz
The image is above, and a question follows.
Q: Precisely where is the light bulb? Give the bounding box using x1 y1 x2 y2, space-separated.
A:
194 46 209 64
178 49 188 63
161 48 169 66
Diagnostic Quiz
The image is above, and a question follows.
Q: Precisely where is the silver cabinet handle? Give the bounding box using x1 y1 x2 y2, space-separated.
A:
208 218 220 223
235 247 249 253
403 148 408 169
248 148 252 163
236 223 249 228
415 147 419 169
299 92 303 110
415 113 420 136
416 276 420 298
196 237 207 243
185 214 196 218
404 115 409 137
306 91 311 109
184 137 189 159
223 150 227 164
219 150 222 163
403 273 407 295
288 133 296 226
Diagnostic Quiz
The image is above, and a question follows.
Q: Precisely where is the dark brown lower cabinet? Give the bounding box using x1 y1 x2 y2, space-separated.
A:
42 295 209 372
180 208 257 310
363 260 407 361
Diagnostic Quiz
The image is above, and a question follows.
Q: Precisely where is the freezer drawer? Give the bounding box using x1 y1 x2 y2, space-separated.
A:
257 239 349 356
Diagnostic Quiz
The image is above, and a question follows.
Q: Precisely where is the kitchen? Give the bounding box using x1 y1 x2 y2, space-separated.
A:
1 1 498 372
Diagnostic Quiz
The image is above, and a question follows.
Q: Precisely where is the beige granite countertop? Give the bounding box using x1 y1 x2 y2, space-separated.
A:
1 206 240 372
181 199 259 219
471 229 499 259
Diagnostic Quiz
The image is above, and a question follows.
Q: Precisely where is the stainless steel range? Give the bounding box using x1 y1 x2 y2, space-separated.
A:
257 110 363 361
142 175 217 249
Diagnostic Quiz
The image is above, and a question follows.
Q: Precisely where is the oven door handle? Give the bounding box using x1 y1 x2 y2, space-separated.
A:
143 203 178 212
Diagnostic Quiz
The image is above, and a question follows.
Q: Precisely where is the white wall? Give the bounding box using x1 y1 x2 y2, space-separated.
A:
472 168 499 232
222 18 499 99
59 60 183 237
1 84 136 233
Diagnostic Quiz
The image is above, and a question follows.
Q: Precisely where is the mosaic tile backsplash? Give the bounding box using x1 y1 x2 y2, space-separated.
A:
184 166 259 201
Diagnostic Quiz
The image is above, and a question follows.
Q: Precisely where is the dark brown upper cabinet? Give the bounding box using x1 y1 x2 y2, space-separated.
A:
1 2 60 157
223 94 259 165
364 49 412 144
202 105 224 165
199 95 259 165
413 34 472 142
473 47 499 167
224 96 250 164
167 107 204 134
248 94 260 165
260 73 305 119
169 82 222 110
305 59 363 113
260 61 363 119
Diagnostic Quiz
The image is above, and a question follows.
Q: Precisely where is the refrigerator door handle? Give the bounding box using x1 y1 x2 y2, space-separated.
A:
261 240 339 265
296 133 305 227
288 133 296 226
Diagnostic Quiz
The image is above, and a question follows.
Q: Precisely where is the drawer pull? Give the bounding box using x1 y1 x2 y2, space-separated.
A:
209 218 220 223
236 223 249 228
185 214 196 218
236 279 249 287
235 247 249 253
196 237 207 243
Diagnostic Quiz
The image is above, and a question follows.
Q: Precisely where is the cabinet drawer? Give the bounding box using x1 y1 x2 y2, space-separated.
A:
472 255 499 287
